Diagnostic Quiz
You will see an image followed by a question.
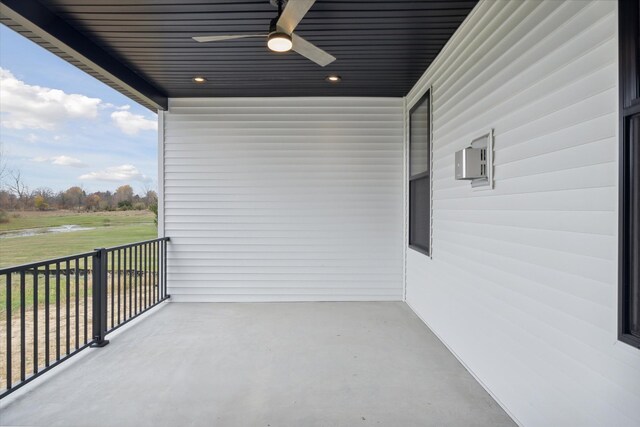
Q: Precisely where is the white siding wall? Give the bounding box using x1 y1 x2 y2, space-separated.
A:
405 1 640 426
163 97 404 302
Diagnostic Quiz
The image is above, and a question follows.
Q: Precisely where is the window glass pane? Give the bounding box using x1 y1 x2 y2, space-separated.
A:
632 282 639 338
409 176 430 252
410 95 430 177
619 0 640 347
630 113 640 338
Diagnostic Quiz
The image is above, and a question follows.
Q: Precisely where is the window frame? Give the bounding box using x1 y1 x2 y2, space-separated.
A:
618 0 640 349
408 89 433 257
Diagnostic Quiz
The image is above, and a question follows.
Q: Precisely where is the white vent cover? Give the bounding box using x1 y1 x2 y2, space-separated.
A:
470 129 494 189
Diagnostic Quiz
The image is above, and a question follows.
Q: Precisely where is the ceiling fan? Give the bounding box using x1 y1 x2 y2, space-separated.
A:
192 0 336 67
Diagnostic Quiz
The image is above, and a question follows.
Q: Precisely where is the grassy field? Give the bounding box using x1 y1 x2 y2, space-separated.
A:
1 209 158 314
0 210 159 386
0 210 157 267
0 209 156 232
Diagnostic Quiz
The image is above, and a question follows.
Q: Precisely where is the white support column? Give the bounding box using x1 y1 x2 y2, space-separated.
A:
402 96 409 302
157 109 165 238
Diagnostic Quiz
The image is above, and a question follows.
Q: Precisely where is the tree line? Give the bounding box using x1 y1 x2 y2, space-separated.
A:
0 175 157 212
0 145 157 214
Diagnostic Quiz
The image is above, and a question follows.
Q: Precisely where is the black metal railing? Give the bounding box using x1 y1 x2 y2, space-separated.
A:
0 237 169 398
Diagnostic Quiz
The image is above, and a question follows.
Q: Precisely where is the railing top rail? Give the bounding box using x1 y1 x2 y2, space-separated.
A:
0 237 170 274
104 237 170 252
0 251 96 275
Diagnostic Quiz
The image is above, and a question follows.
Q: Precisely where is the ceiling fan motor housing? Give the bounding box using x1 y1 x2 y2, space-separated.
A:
268 17 292 52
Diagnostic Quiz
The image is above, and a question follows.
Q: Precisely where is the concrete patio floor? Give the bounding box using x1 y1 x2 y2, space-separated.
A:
0 302 515 427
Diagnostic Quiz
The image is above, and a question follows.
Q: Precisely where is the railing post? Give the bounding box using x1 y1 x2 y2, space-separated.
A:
164 237 170 299
91 248 109 347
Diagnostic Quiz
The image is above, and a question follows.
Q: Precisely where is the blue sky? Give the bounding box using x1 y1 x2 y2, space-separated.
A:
0 24 158 194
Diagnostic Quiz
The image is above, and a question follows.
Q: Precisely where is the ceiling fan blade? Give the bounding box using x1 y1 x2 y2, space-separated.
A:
276 0 316 34
291 33 336 67
193 34 266 42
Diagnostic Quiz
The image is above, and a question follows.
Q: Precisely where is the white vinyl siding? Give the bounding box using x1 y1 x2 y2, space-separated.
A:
163 97 404 302
405 1 640 426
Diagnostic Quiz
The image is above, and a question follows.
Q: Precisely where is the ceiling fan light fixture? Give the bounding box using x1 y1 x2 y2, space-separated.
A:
267 32 292 52
192 0 336 67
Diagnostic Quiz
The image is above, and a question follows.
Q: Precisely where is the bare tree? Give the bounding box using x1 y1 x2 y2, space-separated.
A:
140 182 151 197
33 187 54 199
8 170 29 209
8 170 28 199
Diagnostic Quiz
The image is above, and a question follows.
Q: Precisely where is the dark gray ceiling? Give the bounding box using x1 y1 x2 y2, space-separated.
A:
1 0 477 110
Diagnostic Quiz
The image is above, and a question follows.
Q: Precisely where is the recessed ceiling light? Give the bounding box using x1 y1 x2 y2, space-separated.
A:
192 76 207 83
325 75 341 83
267 32 293 52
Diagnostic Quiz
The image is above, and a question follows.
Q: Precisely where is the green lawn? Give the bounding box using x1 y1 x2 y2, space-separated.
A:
0 210 159 313
0 210 154 232
0 210 157 268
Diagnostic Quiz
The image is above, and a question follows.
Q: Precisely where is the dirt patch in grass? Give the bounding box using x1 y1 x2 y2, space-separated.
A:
0 271 160 388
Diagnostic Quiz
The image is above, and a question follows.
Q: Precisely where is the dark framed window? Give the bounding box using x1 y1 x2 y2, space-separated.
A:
619 0 640 348
409 90 431 256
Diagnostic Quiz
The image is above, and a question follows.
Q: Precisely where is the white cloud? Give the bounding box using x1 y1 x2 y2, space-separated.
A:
31 155 87 167
0 68 102 130
110 109 157 135
51 155 86 167
79 164 151 183
100 102 130 111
